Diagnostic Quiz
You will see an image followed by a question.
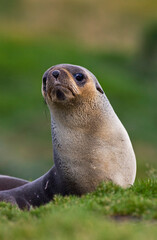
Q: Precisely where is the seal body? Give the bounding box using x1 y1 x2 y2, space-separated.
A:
0 64 136 209
0 175 28 190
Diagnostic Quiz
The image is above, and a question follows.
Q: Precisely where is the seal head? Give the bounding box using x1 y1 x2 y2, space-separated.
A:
42 64 103 104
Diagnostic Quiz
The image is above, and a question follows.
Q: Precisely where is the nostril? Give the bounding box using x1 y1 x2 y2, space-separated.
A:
52 70 60 79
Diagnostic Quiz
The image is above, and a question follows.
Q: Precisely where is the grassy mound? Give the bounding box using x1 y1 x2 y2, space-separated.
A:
0 179 157 239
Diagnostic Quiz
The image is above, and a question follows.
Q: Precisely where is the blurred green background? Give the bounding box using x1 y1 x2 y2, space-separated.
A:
0 0 157 180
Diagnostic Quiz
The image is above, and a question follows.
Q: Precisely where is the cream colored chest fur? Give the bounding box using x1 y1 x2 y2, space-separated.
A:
51 102 136 191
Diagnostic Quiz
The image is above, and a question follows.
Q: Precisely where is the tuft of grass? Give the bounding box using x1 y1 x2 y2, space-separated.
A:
0 180 157 239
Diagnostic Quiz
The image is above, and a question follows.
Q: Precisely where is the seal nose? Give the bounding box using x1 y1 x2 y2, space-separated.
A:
52 70 60 79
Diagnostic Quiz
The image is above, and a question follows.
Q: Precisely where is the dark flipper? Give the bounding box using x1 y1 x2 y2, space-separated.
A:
0 175 29 191
0 167 62 210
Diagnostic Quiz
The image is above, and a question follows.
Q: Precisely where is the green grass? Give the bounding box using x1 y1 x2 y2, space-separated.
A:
0 180 157 240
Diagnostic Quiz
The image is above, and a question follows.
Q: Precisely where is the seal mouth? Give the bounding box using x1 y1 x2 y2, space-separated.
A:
56 89 65 101
54 84 76 97
47 84 76 102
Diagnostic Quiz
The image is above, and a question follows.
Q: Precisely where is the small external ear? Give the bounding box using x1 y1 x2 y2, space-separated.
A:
95 81 104 94
42 71 48 92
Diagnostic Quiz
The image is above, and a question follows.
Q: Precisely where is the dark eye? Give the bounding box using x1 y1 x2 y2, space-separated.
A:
75 73 84 81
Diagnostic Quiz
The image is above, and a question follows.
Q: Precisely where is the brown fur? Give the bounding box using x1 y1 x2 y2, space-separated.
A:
0 64 136 210
42 64 136 190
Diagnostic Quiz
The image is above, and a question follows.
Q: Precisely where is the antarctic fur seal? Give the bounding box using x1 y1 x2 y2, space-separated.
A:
0 64 136 209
